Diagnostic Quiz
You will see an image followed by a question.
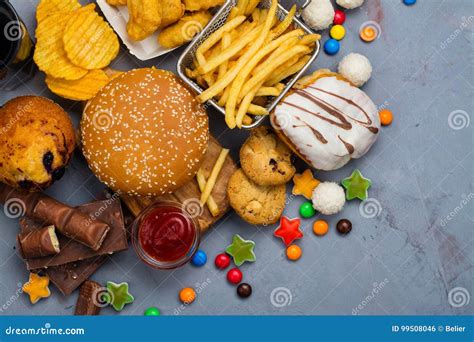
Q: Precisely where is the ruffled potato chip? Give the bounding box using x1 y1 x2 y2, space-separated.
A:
62 10 119 70
36 0 81 23
34 6 95 80
45 69 110 101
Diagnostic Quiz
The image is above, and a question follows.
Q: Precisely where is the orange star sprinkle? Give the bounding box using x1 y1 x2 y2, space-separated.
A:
23 273 51 304
292 169 320 199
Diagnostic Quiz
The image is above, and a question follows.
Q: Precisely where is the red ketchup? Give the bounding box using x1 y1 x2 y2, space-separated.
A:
138 205 197 263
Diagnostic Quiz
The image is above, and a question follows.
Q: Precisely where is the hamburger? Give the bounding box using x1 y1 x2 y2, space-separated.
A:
81 68 209 196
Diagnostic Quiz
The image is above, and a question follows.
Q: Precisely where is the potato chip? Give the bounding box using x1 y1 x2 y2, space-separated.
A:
36 0 81 23
34 7 93 80
45 69 110 101
63 9 120 69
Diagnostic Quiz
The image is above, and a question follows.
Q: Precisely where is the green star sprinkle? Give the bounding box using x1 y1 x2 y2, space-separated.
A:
225 234 256 266
341 169 372 200
106 281 134 311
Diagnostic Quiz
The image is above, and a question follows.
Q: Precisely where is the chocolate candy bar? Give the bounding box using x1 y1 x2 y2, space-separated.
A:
45 256 106 296
21 198 128 270
74 280 103 315
0 183 110 250
17 225 60 259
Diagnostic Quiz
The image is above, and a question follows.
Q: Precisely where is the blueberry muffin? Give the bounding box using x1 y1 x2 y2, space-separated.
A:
227 169 286 225
0 96 75 191
240 126 295 186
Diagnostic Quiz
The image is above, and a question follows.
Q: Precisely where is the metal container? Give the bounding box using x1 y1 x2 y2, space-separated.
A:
177 0 320 129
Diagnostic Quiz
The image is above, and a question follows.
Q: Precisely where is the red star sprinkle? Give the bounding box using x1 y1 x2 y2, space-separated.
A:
274 216 303 246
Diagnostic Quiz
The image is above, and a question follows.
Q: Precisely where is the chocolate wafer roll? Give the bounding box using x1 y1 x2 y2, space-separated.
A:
17 225 60 259
0 183 110 250
74 280 102 315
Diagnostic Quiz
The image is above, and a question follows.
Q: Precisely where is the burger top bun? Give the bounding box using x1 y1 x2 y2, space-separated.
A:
81 68 209 196
271 69 380 171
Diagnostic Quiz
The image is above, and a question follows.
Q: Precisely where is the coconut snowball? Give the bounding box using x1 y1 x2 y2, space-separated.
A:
336 0 364 9
302 0 335 31
312 182 346 215
338 53 372 87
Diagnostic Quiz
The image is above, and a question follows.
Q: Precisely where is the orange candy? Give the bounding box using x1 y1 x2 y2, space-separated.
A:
286 245 302 261
379 109 393 126
179 287 196 304
292 169 321 199
313 220 329 236
360 27 377 42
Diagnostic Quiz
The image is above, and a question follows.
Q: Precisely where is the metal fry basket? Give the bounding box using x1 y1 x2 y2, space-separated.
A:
177 0 320 129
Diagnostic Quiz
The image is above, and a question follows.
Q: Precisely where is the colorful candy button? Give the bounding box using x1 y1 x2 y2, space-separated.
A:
379 109 393 126
324 39 340 55
144 307 161 316
337 219 352 235
215 253 231 269
106 281 134 311
179 287 196 304
403 0 416 5
191 250 207 267
330 25 345 41
225 235 256 266
227 268 243 285
359 21 380 42
313 220 329 236
286 245 302 261
23 273 51 304
333 10 346 25
274 216 303 246
237 283 252 298
341 169 372 201
299 201 316 218
292 169 320 199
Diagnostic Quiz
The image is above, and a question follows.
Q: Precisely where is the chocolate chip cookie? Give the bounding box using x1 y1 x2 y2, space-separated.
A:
227 169 286 225
240 126 295 186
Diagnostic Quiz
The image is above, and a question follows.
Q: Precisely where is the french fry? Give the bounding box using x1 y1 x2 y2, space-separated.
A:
236 0 249 16
217 86 230 106
255 86 282 97
245 0 260 15
298 33 321 46
236 84 260 127
242 115 253 125
196 16 246 66
197 26 263 75
227 7 240 21
197 0 278 128
265 55 311 86
196 169 220 217
239 45 310 97
200 148 230 204
225 29 303 122
269 5 296 40
248 104 268 115
218 33 231 80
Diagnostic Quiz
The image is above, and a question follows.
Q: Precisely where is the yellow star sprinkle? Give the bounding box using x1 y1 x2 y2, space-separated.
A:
23 273 51 304
292 169 320 199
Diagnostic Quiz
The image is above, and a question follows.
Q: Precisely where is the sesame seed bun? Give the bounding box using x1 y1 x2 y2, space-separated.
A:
81 68 209 197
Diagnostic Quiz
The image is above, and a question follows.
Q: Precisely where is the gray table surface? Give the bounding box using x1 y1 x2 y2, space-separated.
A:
0 0 472 316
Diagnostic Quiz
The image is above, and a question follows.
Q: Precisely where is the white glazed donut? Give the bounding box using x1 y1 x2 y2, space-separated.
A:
272 75 380 171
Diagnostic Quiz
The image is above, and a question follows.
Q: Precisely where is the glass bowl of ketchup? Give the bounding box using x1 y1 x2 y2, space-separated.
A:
132 201 200 270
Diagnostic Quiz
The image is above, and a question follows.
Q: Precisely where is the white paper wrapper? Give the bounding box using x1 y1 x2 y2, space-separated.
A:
96 0 178 61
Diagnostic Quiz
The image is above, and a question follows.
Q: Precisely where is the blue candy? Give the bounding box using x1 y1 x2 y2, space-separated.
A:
191 250 207 267
323 39 340 55
403 0 416 5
